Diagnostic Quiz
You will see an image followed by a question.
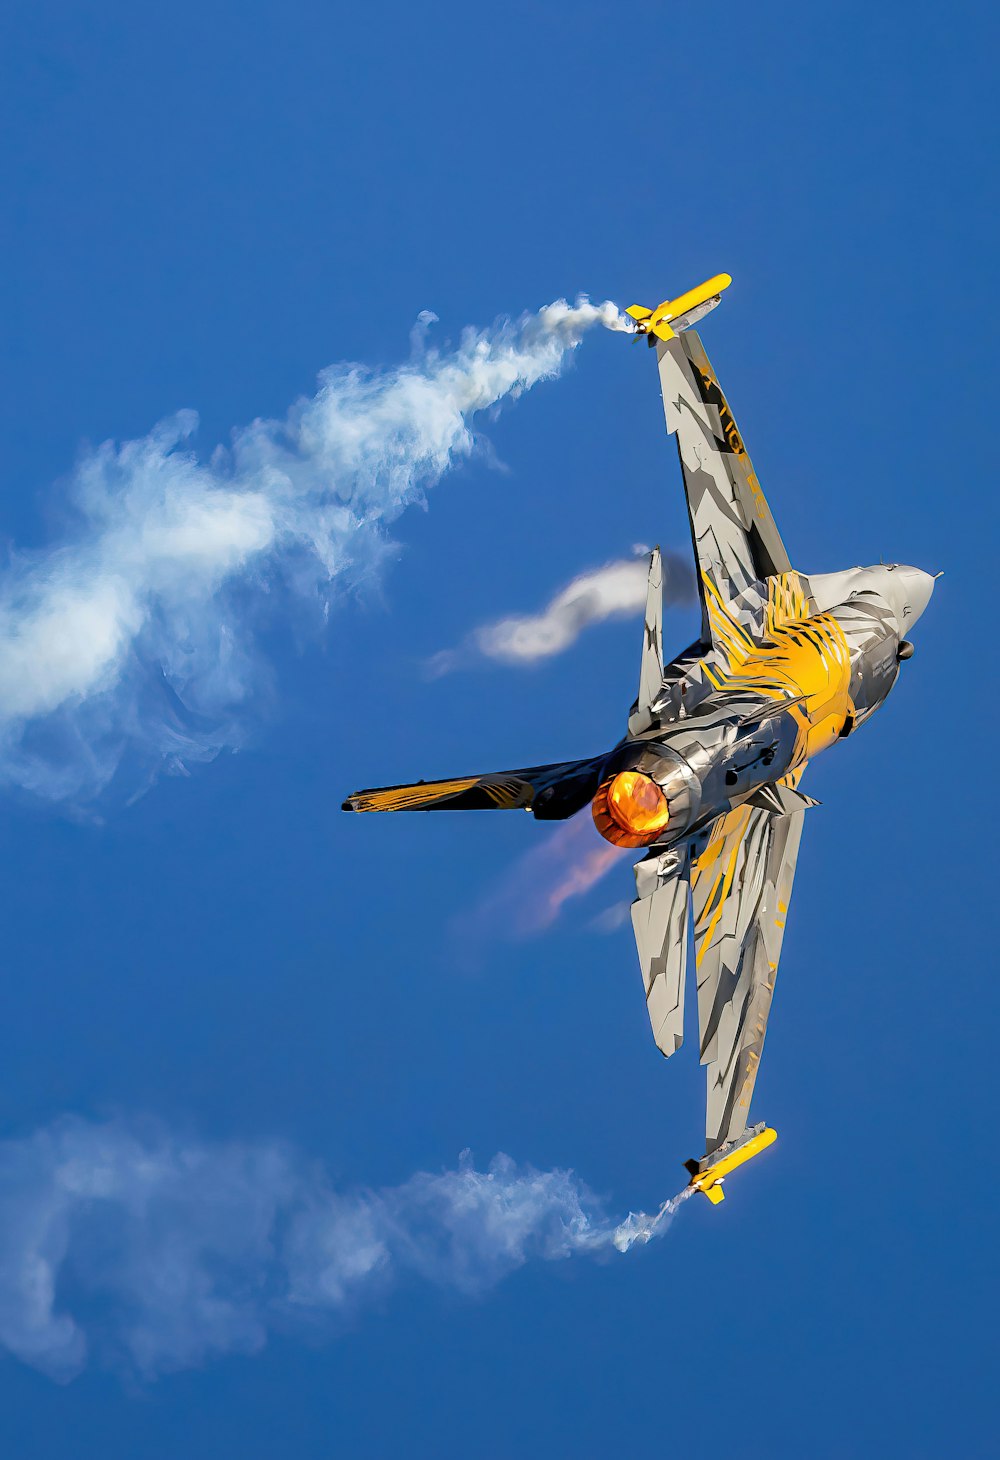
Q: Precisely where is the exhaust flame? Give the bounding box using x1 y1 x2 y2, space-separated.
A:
592 771 670 847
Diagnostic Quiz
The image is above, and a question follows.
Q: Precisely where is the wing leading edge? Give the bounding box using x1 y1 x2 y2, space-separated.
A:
689 799 805 1154
655 329 791 646
630 794 806 1156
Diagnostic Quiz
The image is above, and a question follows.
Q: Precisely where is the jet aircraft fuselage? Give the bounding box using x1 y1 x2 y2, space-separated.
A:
343 275 935 1199
585 562 934 857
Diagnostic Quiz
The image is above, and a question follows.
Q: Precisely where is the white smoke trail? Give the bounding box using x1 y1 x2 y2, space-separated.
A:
612 1187 694 1252
426 551 695 675
0 298 628 805
0 1116 684 1383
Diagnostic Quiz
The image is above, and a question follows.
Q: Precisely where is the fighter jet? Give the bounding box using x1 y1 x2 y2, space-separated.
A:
343 275 936 1202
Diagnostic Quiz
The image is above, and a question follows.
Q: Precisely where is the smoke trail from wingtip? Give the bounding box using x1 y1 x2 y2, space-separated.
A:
612 1186 694 1252
0 1116 684 1383
0 298 627 806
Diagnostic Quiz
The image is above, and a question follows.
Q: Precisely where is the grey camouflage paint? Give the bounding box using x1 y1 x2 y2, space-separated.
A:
344 317 936 1161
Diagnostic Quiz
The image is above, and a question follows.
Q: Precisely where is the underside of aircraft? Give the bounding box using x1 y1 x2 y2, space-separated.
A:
344 275 935 1201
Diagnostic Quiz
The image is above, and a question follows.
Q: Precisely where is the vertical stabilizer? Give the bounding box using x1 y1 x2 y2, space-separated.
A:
628 548 664 735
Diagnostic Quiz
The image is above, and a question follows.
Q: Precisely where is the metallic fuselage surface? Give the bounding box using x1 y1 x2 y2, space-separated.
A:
598 563 931 850
343 276 934 1188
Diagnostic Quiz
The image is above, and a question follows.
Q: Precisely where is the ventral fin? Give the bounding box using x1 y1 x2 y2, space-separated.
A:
744 784 821 814
628 548 664 736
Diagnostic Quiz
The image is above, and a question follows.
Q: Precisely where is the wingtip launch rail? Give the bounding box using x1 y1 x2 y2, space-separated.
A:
626 272 732 343
684 1124 777 1205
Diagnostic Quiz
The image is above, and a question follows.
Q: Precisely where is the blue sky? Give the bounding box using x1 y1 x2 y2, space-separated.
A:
1 1 997 1455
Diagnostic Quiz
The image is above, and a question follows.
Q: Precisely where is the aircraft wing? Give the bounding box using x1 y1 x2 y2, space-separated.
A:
689 797 805 1154
655 330 791 645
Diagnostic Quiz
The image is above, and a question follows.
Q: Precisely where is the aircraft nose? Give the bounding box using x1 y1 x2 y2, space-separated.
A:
893 566 936 632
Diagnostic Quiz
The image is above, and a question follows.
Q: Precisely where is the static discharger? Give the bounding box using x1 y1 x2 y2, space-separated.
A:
684 1124 777 1205
626 273 733 344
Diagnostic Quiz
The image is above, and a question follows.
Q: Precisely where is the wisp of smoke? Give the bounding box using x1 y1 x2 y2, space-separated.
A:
0 1116 685 1383
450 814 631 963
612 1187 694 1252
588 900 632 934
0 298 627 806
426 550 695 675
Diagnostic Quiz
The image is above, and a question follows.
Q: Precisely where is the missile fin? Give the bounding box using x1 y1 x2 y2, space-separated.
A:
685 1123 777 1204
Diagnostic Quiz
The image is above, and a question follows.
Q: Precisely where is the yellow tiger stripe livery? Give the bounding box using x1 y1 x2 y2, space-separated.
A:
698 572 854 765
347 776 481 813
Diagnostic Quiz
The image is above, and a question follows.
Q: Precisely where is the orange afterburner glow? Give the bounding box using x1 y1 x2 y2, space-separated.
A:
591 771 670 848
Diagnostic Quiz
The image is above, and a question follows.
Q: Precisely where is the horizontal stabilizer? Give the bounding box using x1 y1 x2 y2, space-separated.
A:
342 754 605 821
631 845 689 1058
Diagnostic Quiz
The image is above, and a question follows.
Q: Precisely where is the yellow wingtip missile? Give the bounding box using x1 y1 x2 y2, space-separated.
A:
627 272 733 344
684 1124 777 1205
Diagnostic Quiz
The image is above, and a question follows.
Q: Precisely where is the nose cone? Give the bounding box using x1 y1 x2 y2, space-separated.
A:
892 566 936 633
